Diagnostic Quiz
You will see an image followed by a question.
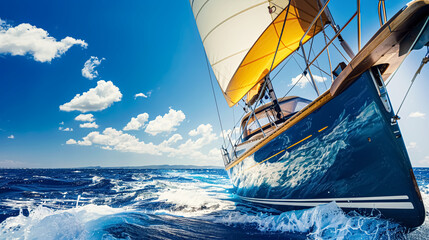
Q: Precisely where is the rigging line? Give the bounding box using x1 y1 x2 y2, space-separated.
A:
235 124 246 146
386 56 405 86
271 54 294 81
388 17 429 86
234 112 246 138
292 54 314 86
300 17 321 92
306 16 319 61
281 70 306 99
291 55 314 87
385 52 411 86
234 101 248 141
316 11 329 90
395 49 429 117
235 105 247 123
387 18 429 86
294 51 331 76
311 48 328 91
292 54 305 72
322 25 334 83
268 3 292 75
204 51 227 147
324 34 350 63
232 106 236 140
244 2 292 132
331 41 350 64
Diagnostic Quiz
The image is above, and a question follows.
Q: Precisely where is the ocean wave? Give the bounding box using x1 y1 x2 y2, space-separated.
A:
0 169 427 239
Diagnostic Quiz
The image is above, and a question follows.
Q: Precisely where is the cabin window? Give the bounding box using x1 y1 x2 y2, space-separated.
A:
295 101 308 112
241 97 311 141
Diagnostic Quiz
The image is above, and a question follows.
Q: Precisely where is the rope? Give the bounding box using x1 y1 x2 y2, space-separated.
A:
204 52 227 147
291 55 315 90
311 48 328 91
272 55 293 81
394 48 429 118
282 73 305 98
324 35 350 63
268 3 291 76
247 3 291 119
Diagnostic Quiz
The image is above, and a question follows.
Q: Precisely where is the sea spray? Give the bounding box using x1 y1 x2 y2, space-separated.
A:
0 204 126 239
210 202 405 239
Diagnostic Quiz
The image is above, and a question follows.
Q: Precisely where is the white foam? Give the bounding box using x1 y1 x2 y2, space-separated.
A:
214 202 404 239
156 188 234 217
0 204 128 239
407 183 429 239
90 176 103 184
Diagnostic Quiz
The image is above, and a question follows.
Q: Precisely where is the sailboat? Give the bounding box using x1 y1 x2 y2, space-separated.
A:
190 0 428 228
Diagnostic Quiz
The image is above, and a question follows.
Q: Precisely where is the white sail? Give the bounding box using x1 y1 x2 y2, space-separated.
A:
190 0 328 106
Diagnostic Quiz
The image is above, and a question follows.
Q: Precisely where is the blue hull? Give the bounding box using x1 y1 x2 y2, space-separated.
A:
227 70 425 228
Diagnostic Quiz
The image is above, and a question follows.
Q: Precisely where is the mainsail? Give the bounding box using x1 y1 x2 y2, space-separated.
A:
190 0 329 106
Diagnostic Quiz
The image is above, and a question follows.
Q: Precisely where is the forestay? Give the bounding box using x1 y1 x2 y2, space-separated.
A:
190 0 329 106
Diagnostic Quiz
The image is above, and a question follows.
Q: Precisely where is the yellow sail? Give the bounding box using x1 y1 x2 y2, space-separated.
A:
190 0 328 106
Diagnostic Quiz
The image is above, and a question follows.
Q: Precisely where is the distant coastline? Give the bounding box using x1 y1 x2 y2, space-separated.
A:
0 165 224 170
79 165 224 169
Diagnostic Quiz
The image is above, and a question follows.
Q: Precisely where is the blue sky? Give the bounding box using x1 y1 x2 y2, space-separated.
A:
0 0 428 168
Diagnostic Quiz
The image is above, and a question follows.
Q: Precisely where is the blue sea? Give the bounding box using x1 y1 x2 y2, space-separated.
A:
0 168 428 239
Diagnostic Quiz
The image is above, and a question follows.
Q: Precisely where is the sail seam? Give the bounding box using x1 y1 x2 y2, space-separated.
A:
211 48 250 67
195 0 209 21
202 1 268 44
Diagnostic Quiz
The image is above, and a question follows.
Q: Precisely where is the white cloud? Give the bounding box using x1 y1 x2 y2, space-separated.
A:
75 113 95 122
162 134 183 145
69 124 221 163
59 80 122 113
408 112 425 119
7 135 14 139
189 124 215 137
123 113 149 131
76 139 92 146
290 73 326 88
145 109 186 136
71 127 160 155
208 148 222 160
407 142 417 149
80 122 99 129
221 128 240 138
66 139 77 145
59 121 64 125
165 124 219 160
134 93 147 99
82 56 104 80
0 19 87 62
59 127 73 132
